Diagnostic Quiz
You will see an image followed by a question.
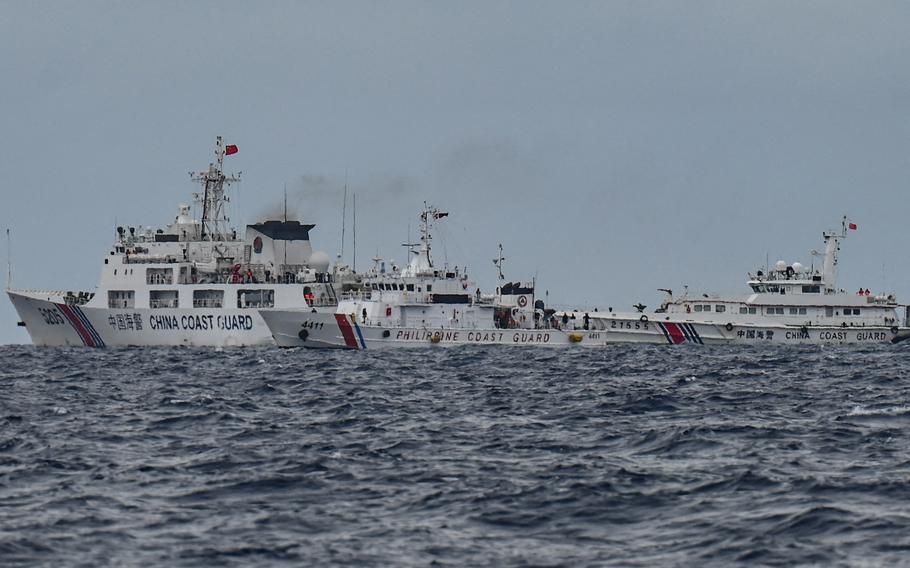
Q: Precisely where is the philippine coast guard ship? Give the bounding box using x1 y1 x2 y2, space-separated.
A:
8 137 353 347
577 218 910 345
260 204 606 348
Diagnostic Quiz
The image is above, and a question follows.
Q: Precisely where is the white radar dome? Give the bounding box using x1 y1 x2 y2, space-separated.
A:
775 260 787 271
791 262 804 273
308 251 331 272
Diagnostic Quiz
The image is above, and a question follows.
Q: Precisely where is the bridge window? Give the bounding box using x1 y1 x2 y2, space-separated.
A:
193 289 223 308
147 267 173 285
845 308 861 316
801 285 820 294
150 290 179 309
108 290 135 309
716 305 726 313
238 289 274 309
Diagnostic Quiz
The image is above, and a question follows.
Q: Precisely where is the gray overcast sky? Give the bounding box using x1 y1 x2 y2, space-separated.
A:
2 1 909 344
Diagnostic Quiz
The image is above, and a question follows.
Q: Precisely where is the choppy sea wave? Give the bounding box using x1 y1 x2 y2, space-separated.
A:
1 344 909 566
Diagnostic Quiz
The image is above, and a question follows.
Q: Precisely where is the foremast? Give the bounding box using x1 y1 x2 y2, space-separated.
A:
402 202 448 277
821 216 849 293
191 136 241 242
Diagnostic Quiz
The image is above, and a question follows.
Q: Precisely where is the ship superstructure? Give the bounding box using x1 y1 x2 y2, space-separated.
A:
8 137 354 347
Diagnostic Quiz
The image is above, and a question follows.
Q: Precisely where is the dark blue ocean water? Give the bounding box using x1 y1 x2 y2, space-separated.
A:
2 344 910 567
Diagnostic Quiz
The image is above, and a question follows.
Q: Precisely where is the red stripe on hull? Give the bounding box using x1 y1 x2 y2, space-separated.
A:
663 322 686 344
334 314 359 349
58 304 95 347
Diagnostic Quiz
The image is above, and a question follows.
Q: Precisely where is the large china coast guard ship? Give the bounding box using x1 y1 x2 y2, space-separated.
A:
8 137 353 347
576 218 910 345
259 204 607 348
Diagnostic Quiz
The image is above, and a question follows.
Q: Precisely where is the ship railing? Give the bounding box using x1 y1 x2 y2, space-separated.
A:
192 299 223 308
8 289 73 297
865 295 897 305
149 299 179 309
240 301 275 309
109 300 133 309
340 291 372 302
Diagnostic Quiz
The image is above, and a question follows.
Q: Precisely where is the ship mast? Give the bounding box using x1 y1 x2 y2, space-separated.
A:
191 136 241 241
402 202 447 277
821 215 848 294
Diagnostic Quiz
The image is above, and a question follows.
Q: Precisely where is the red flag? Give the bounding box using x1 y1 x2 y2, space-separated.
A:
225 144 239 155
848 222 857 230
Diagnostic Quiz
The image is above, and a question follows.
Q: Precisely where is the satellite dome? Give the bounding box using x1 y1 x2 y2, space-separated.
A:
792 262 804 273
308 251 331 272
774 260 787 271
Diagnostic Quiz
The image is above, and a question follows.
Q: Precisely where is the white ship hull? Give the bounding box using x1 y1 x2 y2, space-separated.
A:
9 289 291 347
574 315 909 345
260 310 609 349
260 308 910 349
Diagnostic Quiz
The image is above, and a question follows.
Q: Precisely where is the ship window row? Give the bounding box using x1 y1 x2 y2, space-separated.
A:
766 307 785 315
693 304 725 313
739 307 758 314
789 308 808 315
107 289 276 309
369 283 422 292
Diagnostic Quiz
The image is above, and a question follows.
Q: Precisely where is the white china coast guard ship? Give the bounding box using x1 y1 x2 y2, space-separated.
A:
259 204 607 348
8 137 354 347
575 218 910 345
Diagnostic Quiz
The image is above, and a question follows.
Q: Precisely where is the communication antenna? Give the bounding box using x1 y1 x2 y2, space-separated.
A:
283 183 288 267
352 192 357 272
5 228 11 289
340 172 347 262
